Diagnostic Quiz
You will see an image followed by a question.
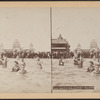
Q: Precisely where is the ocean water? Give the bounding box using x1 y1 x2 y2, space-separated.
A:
0 58 51 93
52 58 100 93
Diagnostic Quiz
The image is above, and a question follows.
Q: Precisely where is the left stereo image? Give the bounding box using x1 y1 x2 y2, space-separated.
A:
0 7 51 93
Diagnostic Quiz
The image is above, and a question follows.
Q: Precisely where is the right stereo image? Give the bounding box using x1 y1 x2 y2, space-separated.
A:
51 7 100 93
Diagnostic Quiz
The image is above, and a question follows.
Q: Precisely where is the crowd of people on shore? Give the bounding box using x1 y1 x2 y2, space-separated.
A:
4 50 51 59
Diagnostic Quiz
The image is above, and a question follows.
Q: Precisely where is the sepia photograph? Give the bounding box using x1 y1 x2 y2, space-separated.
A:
0 7 51 93
51 7 100 93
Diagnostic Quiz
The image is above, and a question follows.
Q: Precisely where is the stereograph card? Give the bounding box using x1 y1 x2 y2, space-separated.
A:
0 1 99 99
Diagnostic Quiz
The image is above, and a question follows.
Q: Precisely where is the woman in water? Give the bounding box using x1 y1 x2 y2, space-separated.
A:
12 61 20 72
59 58 64 66
87 61 95 72
92 61 100 74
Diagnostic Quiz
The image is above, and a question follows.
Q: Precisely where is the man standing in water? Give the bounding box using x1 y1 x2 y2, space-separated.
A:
19 58 27 74
73 54 79 65
37 58 42 69
78 55 84 68
2 55 7 68
0 53 7 68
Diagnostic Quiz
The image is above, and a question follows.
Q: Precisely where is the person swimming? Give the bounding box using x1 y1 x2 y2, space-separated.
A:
11 61 20 72
92 61 100 74
87 61 95 72
19 65 27 74
19 58 27 74
59 58 64 66
74 56 79 65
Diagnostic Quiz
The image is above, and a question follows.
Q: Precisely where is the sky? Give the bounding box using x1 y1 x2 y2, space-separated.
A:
0 7 50 52
1 7 100 52
52 7 100 51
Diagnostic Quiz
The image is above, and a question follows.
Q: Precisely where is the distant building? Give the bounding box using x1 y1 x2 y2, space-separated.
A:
74 44 82 54
90 39 99 52
13 39 21 52
52 34 70 58
0 40 49 58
